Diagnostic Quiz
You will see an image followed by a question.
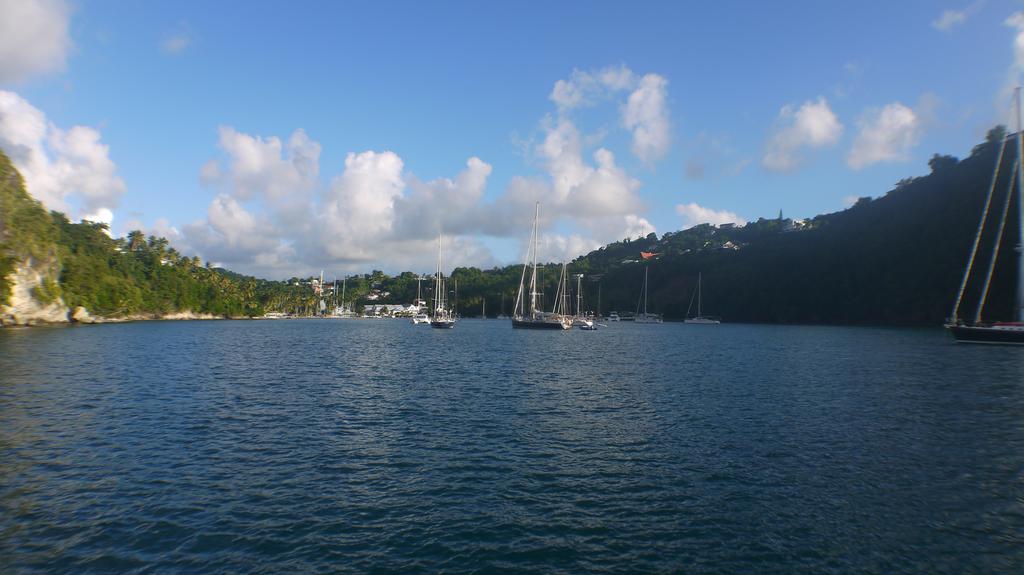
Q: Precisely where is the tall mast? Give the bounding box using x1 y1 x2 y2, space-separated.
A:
529 202 540 316
1016 87 1024 322
576 274 583 317
644 267 649 314
697 272 702 317
435 233 443 314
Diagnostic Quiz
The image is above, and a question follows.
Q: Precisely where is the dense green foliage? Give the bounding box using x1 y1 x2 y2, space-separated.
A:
0 151 61 306
3 127 1020 325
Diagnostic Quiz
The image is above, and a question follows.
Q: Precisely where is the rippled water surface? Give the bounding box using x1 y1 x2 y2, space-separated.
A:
2 319 1023 573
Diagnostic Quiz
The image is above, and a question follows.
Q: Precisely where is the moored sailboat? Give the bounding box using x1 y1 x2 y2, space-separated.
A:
512 203 572 330
634 266 663 324
684 272 720 324
411 276 430 324
572 274 596 329
946 89 1024 345
430 234 456 329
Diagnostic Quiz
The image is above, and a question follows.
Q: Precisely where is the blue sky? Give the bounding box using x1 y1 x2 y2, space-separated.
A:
1 0 1022 278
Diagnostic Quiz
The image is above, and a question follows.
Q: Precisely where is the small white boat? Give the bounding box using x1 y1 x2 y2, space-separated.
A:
608 312 620 322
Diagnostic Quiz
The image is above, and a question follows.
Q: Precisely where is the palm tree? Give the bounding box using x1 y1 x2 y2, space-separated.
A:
127 230 146 252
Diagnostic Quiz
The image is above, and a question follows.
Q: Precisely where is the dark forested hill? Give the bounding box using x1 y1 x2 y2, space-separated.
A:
449 128 1020 326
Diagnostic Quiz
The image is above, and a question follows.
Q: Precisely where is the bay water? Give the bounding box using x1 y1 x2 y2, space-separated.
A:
1 320 1022 573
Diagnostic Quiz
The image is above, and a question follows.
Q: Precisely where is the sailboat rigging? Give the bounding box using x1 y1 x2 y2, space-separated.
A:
512 203 572 329
684 272 720 324
572 274 596 329
946 87 1024 345
634 266 663 324
430 233 456 329
411 275 430 324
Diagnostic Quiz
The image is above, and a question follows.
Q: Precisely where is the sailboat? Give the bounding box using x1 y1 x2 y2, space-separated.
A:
634 266 663 323
430 234 456 329
684 272 720 324
512 203 572 330
411 276 430 324
947 88 1024 345
572 274 596 329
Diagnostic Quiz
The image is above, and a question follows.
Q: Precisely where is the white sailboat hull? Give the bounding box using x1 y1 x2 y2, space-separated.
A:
684 317 720 324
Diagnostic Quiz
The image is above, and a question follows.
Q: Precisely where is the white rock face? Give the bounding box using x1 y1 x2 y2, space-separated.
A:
71 306 94 323
0 260 68 326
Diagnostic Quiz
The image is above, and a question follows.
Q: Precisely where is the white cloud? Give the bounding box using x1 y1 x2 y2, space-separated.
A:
675 202 746 229
0 90 125 220
549 65 636 111
171 66 674 276
1005 12 1024 99
537 233 603 264
317 149 406 259
205 126 321 201
488 117 649 249
847 102 921 169
180 126 501 277
932 1 985 31
549 66 671 165
0 0 71 83
762 97 843 172
622 73 671 164
393 156 493 240
622 214 656 238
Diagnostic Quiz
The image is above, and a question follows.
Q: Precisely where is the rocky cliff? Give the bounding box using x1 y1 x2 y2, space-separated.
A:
1 150 70 326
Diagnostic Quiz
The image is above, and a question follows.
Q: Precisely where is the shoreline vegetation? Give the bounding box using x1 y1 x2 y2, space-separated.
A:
2 127 1020 328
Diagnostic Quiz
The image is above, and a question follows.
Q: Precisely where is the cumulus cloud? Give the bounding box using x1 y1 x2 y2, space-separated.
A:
489 117 650 249
847 102 921 169
178 126 501 277
170 66 674 276
549 65 636 111
932 1 984 31
393 156 493 240
622 73 671 164
0 90 125 220
0 0 71 83
675 202 746 229
537 233 604 264
549 65 670 165
762 97 843 172
205 126 320 201
622 213 656 238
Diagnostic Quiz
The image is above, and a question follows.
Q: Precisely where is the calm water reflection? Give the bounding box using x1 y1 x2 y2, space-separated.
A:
1 320 1022 573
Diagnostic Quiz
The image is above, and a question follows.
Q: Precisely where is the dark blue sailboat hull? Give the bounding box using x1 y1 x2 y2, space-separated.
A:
947 324 1024 345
